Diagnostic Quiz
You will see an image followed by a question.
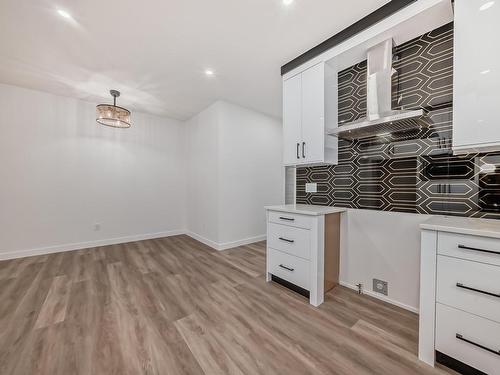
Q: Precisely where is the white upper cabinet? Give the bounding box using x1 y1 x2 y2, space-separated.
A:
282 63 337 166
283 73 302 164
453 0 500 154
301 64 325 163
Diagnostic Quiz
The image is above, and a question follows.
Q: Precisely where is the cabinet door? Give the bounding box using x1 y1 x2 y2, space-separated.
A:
453 0 500 153
301 63 325 164
283 74 302 165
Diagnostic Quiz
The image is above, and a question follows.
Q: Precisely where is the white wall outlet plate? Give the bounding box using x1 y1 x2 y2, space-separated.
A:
305 183 317 193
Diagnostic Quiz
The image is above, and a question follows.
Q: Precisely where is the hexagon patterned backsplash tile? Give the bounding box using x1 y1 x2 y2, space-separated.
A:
297 23 500 219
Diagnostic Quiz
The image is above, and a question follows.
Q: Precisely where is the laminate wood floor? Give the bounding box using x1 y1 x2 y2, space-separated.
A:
0 235 454 375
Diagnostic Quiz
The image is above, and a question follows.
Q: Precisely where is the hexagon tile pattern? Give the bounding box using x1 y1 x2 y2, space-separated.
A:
297 23 500 219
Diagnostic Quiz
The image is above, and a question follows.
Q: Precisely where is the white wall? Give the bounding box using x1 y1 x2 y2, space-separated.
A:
217 101 283 246
184 103 219 244
339 209 431 312
186 101 283 249
0 86 283 259
0 84 186 259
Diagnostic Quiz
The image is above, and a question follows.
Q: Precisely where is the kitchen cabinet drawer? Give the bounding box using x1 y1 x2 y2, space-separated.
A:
267 248 310 291
438 232 500 266
436 303 500 375
268 211 313 230
437 255 500 323
268 223 310 260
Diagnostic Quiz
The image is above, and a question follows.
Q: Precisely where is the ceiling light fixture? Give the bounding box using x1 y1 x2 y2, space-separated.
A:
205 69 215 76
96 90 131 128
480 1 495 11
283 0 294 5
57 9 72 19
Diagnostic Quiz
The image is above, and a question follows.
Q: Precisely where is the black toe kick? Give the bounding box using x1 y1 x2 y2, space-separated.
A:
436 351 487 375
271 275 310 299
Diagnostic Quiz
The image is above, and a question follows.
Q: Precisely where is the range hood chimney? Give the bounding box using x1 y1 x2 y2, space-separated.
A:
329 39 430 140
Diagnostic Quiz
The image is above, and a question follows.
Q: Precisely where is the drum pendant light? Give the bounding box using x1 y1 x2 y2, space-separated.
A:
96 90 131 128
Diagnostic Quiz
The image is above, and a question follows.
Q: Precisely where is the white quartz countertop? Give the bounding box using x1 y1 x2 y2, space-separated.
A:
420 216 500 239
265 204 346 216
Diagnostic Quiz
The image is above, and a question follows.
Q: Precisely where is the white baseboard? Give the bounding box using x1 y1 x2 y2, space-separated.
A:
339 281 419 314
1 230 267 261
0 229 185 261
217 234 266 251
185 231 220 250
185 231 266 251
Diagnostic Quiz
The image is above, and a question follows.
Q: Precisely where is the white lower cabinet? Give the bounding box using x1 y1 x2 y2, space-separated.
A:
265 206 343 306
267 223 311 260
436 304 500 375
268 210 313 229
419 217 500 373
267 248 310 291
438 231 500 267
436 255 500 323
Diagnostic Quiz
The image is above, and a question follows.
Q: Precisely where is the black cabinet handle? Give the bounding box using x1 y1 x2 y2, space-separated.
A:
279 264 294 272
279 216 294 221
278 237 294 243
456 334 500 356
456 283 500 298
458 244 500 256
302 142 306 158
296 143 300 159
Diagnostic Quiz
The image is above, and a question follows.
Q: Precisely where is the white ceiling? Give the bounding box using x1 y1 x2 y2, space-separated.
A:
0 0 389 120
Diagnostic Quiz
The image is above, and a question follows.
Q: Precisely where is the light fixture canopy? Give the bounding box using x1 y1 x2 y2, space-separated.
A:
96 90 131 128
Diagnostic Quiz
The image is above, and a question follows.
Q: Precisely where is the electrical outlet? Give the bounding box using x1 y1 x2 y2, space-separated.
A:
373 279 388 296
305 183 317 193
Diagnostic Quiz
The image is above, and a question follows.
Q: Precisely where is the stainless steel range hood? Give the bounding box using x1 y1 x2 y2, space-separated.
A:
328 39 430 141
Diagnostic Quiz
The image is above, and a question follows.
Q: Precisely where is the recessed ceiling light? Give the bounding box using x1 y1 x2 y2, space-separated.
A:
57 9 72 19
480 1 495 11
205 69 215 77
283 0 294 5
480 69 491 75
